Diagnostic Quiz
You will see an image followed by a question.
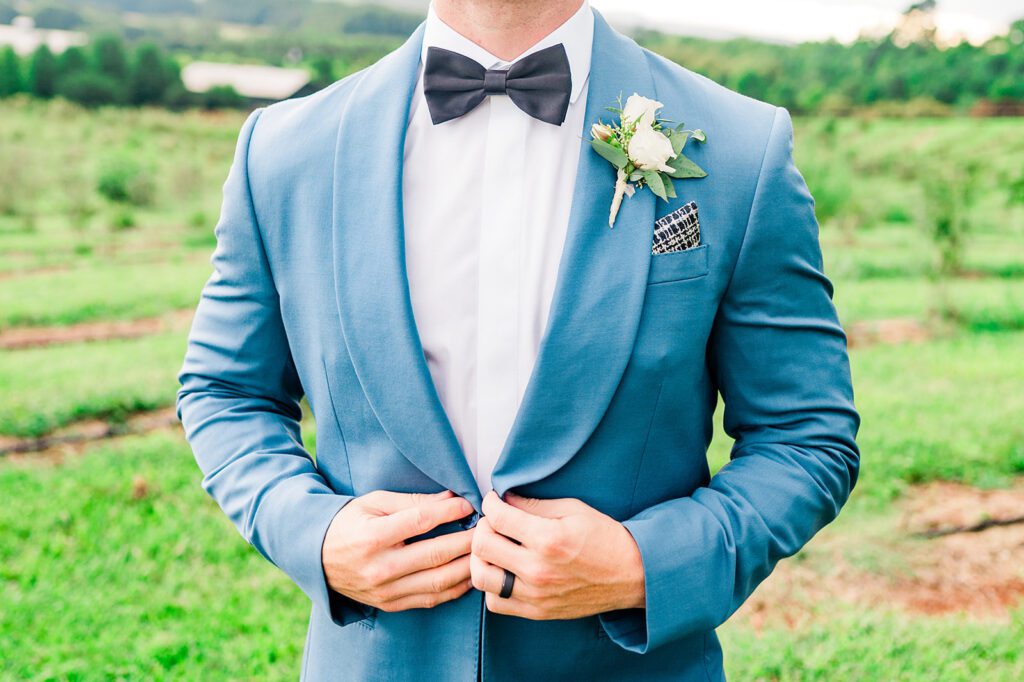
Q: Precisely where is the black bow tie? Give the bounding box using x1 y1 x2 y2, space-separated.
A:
422 43 572 126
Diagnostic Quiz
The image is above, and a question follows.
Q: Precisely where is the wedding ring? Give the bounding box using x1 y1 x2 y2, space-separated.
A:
498 568 516 599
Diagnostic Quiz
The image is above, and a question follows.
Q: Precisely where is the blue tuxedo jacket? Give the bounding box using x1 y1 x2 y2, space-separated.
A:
176 8 860 681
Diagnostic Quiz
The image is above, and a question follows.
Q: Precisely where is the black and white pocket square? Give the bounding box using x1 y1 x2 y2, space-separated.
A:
652 201 701 255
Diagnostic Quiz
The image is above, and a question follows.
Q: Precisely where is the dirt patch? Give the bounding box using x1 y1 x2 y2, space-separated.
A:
0 309 193 349
0 407 182 460
737 481 1024 629
846 317 932 348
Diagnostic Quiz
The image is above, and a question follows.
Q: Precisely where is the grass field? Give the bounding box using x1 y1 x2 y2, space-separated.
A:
1 98 1022 680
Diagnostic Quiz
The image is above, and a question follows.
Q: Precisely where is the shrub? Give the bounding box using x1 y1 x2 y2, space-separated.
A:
97 156 155 207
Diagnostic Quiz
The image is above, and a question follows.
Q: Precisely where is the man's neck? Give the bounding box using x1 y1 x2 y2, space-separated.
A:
433 0 584 61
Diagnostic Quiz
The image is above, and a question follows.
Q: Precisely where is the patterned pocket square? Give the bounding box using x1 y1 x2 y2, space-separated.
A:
652 201 701 255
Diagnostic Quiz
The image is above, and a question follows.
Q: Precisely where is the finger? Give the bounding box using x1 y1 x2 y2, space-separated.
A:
484 591 546 619
363 489 455 515
386 528 474 575
377 554 471 602
471 516 532 576
469 552 508 595
379 577 474 612
481 490 552 547
503 491 584 519
374 495 474 545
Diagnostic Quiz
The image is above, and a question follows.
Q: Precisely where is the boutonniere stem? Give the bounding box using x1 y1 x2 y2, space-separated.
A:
590 93 708 227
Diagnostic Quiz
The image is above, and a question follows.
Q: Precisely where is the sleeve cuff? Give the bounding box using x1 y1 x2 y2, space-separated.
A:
597 496 732 654
252 478 373 627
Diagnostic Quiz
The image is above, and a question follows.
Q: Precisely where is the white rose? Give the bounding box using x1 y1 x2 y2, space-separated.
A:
627 123 676 173
621 93 663 127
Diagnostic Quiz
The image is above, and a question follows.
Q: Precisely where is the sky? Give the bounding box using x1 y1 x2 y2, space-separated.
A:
584 0 1024 44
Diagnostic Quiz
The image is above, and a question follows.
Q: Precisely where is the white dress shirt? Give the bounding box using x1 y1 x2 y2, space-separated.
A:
402 1 594 496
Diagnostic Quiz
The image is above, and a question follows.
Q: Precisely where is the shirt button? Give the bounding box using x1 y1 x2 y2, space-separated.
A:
460 511 480 530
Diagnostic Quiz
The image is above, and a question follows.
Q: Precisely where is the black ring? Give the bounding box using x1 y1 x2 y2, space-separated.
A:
498 568 515 599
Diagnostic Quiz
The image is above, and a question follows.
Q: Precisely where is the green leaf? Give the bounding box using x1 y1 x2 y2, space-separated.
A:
663 175 677 199
666 152 707 179
642 170 668 201
691 128 707 143
590 138 628 169
669 130 689 155
674 121 686 133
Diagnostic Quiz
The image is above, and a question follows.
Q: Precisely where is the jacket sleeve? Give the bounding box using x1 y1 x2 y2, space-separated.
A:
599 106 861 653
175 108 371 628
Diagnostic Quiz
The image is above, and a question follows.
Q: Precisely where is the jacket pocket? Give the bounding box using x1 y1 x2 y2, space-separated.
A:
647 243 709 285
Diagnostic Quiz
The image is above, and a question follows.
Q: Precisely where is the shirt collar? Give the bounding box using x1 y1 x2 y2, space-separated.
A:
420 0 593 104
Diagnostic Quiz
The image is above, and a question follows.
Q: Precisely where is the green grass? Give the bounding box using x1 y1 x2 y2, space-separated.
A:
709 330 1024 501
720 606 1024 681
831 277 1024 329
0 431 309 679
0 330 189 437
0 258 211 330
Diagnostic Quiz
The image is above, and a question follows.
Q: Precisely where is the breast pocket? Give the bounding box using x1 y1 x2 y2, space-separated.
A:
647 243 709 286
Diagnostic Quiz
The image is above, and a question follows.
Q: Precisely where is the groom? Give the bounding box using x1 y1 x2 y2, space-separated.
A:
176 0 860 679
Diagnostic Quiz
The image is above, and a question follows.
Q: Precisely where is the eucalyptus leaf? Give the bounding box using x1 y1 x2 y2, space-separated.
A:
663 175 677 199
669 131 689 155
643 170 668 201
691 129 707 143
675 121 686 133
591 138 628 169
666 152 707 179
629 171 644 183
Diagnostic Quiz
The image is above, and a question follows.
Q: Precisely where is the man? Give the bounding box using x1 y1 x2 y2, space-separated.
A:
175 0 860 679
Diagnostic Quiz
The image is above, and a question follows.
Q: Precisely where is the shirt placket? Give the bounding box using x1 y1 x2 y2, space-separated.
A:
474 88 528 496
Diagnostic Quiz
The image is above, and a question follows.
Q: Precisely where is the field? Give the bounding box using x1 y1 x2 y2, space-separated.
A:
1 96 1023 680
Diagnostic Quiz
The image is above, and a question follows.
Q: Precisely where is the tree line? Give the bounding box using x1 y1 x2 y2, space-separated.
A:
0 36 241 108
1 3 1022 114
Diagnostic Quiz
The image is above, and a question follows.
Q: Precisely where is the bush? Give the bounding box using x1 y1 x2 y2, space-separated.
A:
97 156 155 207
199 85 244 109
56 71 122 107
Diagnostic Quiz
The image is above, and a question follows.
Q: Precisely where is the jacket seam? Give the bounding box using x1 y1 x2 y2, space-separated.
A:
717 105 780 300
238 106 282 302
625 377 665 518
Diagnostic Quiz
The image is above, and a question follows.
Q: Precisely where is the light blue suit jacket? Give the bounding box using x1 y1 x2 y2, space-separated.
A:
176 8 860 681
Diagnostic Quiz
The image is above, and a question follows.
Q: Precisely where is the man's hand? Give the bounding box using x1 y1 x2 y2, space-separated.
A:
322 489 476 612
469 490 646 619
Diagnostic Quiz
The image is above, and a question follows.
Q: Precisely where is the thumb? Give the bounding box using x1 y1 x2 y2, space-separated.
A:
503 491 582 519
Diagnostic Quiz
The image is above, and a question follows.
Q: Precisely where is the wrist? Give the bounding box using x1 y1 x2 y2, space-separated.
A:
617 523 647 610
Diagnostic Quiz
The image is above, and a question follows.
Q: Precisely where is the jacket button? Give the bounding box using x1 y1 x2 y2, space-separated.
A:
460 511 480 530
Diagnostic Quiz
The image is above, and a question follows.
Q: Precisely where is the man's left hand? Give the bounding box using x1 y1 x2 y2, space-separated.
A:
469 490 646 619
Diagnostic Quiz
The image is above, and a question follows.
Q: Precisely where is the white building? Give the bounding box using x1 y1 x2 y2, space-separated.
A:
0 16 87 56
181 61 312 102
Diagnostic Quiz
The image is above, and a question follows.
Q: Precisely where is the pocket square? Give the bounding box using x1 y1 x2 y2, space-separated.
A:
652 201 701 255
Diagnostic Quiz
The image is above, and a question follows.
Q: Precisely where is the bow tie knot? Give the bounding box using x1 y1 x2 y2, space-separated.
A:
423 43 572 126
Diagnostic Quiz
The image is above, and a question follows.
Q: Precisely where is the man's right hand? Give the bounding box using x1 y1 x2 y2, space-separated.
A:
322 489 476 613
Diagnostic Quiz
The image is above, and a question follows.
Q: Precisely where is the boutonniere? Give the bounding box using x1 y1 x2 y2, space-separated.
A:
589 93 707 227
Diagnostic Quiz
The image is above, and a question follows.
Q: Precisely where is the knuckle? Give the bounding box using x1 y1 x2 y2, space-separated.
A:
412 507 431 533
536 528 563 558
363 565 390 587
525 563 552 587
430 575 447 595
428 543 448 568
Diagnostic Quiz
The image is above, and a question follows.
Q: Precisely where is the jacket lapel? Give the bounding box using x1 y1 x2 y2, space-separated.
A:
331 23 484 509
490 11 657 496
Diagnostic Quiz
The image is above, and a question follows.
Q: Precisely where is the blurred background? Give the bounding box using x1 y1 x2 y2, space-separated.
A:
0 0 1022 679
